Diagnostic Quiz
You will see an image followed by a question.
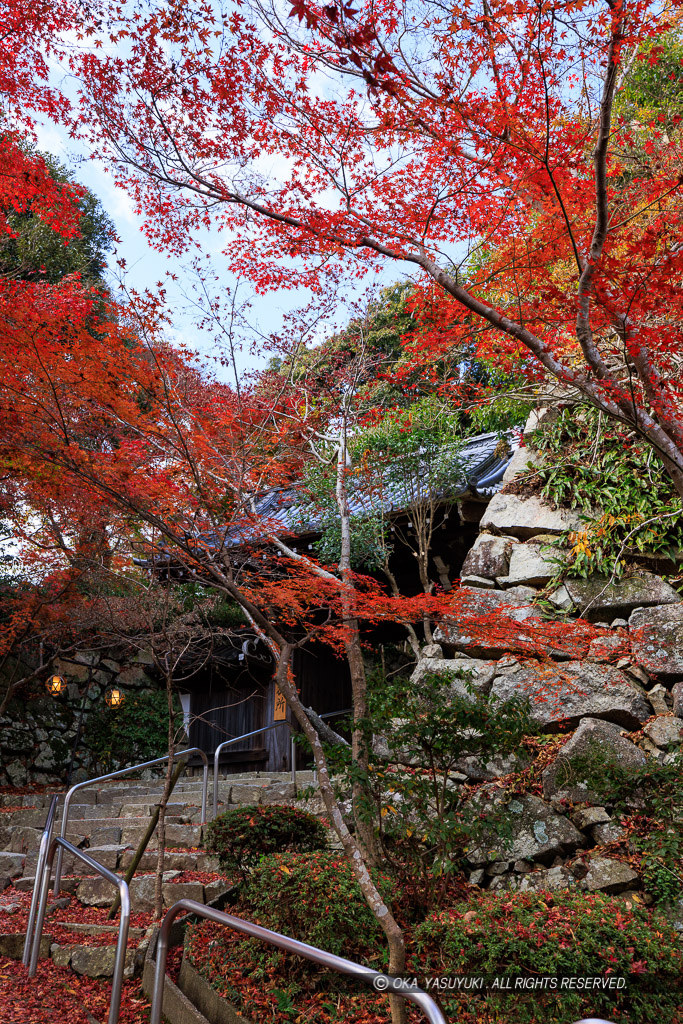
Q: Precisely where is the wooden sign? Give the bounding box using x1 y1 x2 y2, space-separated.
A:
273 685 287 721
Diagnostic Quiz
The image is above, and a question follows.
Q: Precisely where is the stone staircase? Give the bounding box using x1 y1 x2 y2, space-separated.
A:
0 769 323 977
0 769 320 903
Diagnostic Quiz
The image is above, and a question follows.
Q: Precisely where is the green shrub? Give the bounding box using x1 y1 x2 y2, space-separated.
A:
204 805 328 877
227 850 397 973
415 890 683 1024
340 668 533 907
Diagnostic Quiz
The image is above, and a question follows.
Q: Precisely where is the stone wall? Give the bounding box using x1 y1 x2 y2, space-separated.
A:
409 411 683 902
0 648 164 786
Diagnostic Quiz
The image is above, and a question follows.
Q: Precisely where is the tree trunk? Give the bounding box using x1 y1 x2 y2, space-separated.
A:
107 756 184 920
335 428 382 867
275 645 407 1024
154 670 177 919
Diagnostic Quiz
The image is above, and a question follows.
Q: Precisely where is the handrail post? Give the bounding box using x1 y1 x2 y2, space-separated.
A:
30 838 130 1024
212 744 221 820
211 722 293 820
200 753 208 823
53 785 76 896
209 709 350 818
27 842 54 976
22 794 59 966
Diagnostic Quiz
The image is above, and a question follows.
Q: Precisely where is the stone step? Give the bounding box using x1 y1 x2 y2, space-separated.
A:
98 789 193 804
14 875 79 893
120 823 202 848
118 802 187 816
6 811 190 834
12 846 216 890
69 814 190 831
118 849 201 872
51 943 136 977
64 804 124 820
59 922 146 938
0 851 25 879
22 844 128 877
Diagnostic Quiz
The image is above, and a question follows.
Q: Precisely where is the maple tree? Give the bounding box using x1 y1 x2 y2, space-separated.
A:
61 0 683 500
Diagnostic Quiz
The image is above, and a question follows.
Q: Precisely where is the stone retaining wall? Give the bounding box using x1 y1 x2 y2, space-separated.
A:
413 410 683 903
0 647 165 786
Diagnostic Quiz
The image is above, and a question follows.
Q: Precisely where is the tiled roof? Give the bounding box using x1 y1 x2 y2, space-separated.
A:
223 429 518 546
135 429 518 566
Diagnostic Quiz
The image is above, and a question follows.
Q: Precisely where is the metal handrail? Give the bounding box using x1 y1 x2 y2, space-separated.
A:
212 722 296 819
151 901 620 1024
28 837 130 1024
53 746 209 894
150 898 446 1024
22 793 60 967
211 707 354 818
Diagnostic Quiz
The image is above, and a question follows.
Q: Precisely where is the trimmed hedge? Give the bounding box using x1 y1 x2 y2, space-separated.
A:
204 804 328 876
415 890 683 1023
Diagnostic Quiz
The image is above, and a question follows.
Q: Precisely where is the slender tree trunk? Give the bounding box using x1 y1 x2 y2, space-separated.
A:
275 645 407 1024
154 670 177 919
108 757 185 921
335 427 381 866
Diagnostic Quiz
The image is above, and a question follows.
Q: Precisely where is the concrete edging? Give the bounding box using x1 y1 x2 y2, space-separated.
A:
142 924 209 1024
178 957 249 1024
141 886 242 1024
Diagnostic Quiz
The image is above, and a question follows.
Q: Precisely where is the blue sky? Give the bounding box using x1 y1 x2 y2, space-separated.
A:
34 116 405 385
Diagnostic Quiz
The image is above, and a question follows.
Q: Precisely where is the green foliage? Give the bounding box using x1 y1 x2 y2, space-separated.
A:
300 396 476 570
235 850 398 969
357 396 464 481
531 408 683 577
324 669 533 906
204 805 328 878
176 582 248 627
617 31 683 132
83 688 180 773
0 145 113 286
204 598 249 628
558 744 683 904
370 670 532 887
415 890 683 1023
464 368 535 435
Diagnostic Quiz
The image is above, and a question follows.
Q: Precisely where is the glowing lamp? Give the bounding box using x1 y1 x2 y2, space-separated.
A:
46 674 66 696
105 687 125 709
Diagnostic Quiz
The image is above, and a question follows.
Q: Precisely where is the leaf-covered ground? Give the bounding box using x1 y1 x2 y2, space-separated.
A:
0 868 226 1023
0 957 151 1024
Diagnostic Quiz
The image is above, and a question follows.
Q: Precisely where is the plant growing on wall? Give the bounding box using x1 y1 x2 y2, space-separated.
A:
83 689 182 774
530 408 683 578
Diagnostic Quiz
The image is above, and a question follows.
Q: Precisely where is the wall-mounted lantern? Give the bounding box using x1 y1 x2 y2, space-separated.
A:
104 687 125 710
46 674 66 697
